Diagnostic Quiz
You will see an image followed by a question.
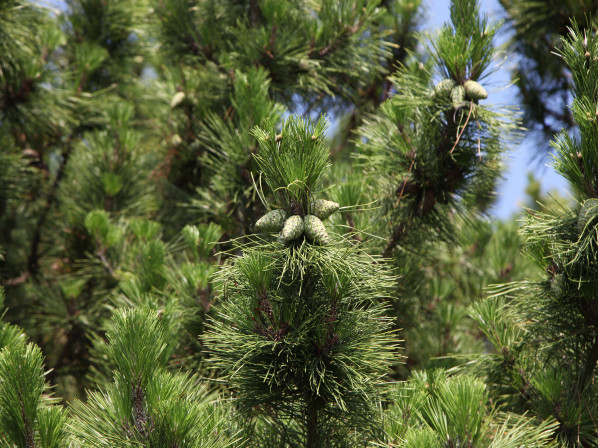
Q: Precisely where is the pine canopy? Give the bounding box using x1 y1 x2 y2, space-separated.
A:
1 0 597 447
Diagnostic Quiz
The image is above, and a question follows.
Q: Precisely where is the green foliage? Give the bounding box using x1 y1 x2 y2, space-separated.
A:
70 308 237 448
0 0 74 144
64 0 147 89
499 0 598 142
0 0 423 408
344 0 528 383
252 116 330 212
434 0 497 81
356 0 515 260
181 223 223 260
0 288 69 448
0 344 44 439
0 290 24 351
73 216 225 389
381 371 557 448
4 1 593 447
194 67 286 231
60 102 159 226
150 0 421 244
106 308 167 387
390 217 538 376
454 23 598 446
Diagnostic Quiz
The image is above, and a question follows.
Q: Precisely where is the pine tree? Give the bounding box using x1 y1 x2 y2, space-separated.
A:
207 115 400 447
0 0 159 397
0 0 427 407
0 0 74 281
346 0 524 375
1 0 425 399
461 22 598 446
0 288 236 447
148 0 424 240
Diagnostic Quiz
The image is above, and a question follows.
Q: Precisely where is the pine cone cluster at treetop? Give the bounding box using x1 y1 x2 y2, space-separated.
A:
434 78 487 107
254 199 339 245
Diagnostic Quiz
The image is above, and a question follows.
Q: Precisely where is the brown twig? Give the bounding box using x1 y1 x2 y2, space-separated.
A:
345 213 362 243
450 101 474 154
95 248 115 277
249 0 260 27
382 220 408 259
476 114 481 161
394 160 414 209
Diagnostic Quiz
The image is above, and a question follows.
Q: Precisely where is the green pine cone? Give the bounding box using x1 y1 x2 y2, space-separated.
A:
278 215 304 243
577 198 598 234
433 78 456 97
451 85 466 109
463 80 488 100
255 209 287 232
303 215 330 245
311 199 339 221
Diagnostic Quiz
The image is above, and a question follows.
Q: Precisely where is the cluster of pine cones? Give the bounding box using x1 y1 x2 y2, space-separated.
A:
254 199 339 245
433 78 487 108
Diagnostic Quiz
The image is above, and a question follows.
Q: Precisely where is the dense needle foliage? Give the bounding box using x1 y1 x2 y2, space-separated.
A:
0 0 595 447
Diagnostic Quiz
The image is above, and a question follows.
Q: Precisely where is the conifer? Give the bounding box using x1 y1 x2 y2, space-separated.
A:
462 22 598 445
350 0 523 375
499 1 598 142
208 116 400 447
380 370 557 447
0 0 425 399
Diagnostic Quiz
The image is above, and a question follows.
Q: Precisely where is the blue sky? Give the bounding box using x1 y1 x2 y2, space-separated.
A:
425 0 570 219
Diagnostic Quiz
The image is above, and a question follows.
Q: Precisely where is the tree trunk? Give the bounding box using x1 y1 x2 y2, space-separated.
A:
306 398 320 448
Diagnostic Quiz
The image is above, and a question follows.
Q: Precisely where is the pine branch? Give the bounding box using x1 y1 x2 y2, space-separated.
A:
382 110 464 258
20 392 35 448
45 316 87 385
306 398 322 448
382 220 408 259
28 142 73 276
249 0 260 27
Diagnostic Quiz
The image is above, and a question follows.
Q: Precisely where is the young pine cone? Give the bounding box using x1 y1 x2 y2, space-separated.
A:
310 199 339 221
464 80 487 100
303 215 330 245
278 215 304 244
255 209 287 232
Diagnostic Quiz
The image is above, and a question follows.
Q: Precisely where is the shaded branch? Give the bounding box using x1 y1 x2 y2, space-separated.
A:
28 144 73 276
580 336 598 391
